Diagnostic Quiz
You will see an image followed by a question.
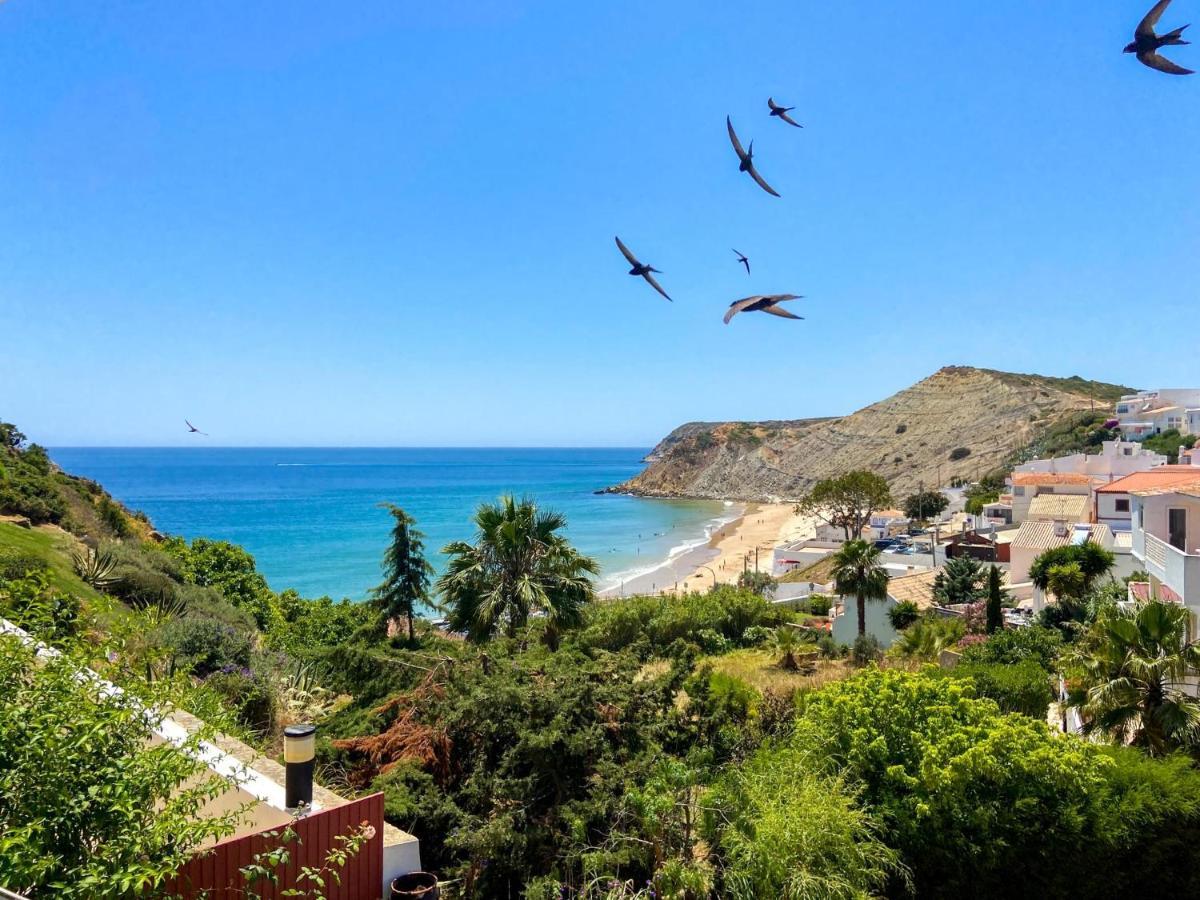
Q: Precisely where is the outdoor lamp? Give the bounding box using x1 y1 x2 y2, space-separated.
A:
283 723 316 809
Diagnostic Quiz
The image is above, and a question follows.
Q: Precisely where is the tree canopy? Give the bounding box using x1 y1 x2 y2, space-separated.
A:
371 503 434 642
902 489 949 521
438 495 598 644
796 471 892 541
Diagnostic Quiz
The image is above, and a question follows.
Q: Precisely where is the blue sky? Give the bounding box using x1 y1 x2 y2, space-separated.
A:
2 1 1197 447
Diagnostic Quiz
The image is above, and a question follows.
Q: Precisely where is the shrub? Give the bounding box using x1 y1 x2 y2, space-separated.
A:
888 600 921 630
893 616 965 661
942 659 1054 718
707 745 902 898
0 633 238 897
949 447 971 461
204 667 277 734
0 548 50 582
165 618 253 677
960 625 1062 670
895 424 907 434
790 668 1111 898
578 587 786 656
0 570 80 640
815 634 842 659
109 566 183 611
796 594 832 616
851 634 882 666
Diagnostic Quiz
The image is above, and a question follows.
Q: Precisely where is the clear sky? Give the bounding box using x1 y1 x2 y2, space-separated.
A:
2 1 1197 447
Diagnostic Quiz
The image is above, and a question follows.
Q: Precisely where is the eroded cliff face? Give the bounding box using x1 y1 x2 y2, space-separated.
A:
606 367 1129 501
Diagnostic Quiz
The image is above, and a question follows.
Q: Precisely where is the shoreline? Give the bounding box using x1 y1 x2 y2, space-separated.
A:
599 502 814 598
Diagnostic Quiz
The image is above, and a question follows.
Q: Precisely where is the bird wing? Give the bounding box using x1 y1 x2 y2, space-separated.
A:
641 271 672 302
741 258 751 275
1137 0 1174 38
614 236 641 267
745 161 781 197
778 110 803 128
723 295 766 324
185 420 197 431
768 97 781 111
726 116 748 161
1139 49 1195 74
762 304 804 320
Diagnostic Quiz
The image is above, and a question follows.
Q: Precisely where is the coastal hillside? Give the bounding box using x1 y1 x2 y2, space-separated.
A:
607 367 1133 501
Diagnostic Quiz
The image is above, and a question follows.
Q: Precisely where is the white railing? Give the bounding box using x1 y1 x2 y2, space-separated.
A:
1145 533 1168 569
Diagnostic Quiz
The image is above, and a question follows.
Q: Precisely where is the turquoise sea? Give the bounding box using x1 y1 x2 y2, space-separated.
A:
47 448 734 601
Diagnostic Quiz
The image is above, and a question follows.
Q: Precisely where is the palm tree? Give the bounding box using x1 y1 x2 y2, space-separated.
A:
770 625 802 671
830 539 889 638
438 495 599 646
1068 600 1200 756
371 504 434 642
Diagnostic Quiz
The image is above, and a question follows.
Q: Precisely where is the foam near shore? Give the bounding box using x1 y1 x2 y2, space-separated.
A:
600 502 814 597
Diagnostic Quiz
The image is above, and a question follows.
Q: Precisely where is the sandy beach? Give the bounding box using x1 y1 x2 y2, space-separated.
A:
602 502 815 597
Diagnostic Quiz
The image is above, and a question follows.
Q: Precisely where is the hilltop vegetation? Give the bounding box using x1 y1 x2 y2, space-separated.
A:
608 366 1133 501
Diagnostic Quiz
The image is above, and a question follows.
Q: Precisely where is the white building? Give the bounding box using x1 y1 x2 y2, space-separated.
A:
1009 472 1093 524
1116 390 1200 440
867 508 911 540
830 568 937 649
1014 439 1168 480
1094 466 1200 533
1130 476 1200 617
1008 519 1114 586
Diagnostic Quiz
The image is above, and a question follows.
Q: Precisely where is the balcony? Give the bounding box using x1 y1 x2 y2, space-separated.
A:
1140 534 1200 606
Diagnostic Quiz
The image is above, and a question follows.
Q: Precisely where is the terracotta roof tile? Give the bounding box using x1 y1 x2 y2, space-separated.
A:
1010 472 1093 486
1099 466 1200 495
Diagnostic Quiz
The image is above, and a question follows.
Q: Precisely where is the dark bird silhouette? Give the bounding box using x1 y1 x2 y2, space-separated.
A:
723 294 804 325
185 420 208 436
726 117 780 198
614 236 672 301
732 249 750 275
1125 0 1193 74
767 97 803 128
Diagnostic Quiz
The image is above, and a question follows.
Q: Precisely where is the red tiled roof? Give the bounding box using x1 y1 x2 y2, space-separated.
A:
1010 472 1093 486
1096 466 1200 494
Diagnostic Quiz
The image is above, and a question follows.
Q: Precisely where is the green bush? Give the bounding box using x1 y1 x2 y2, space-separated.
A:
0 548 50 582
706 745 902 898
785 667 1200 898
165 618 253 677
888 599 920 629
851 634 882 666
578 587 787 657
0 570 80 640
795 594 832 616
203 667 277 734
942 659 1053 718
960 625 1062 670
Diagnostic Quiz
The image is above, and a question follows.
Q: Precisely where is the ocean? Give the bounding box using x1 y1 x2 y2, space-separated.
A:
47 447 736 601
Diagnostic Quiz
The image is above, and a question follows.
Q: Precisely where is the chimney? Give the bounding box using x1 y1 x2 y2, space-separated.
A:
1053 519 1068 538
283 723 317 810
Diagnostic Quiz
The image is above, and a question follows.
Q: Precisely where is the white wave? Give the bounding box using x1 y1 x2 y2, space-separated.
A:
597 505 745 592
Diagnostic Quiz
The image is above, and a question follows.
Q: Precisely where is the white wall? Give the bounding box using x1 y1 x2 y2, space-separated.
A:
1096 492 1133 531
831 597 899 648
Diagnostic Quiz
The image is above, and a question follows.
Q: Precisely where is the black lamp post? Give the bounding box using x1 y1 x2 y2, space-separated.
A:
283 723 316 810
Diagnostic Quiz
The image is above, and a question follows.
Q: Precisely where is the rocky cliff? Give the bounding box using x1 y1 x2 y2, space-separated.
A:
605 367 1131 501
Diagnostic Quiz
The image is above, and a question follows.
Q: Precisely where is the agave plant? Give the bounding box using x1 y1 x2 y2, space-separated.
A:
280 660 336 720
72 545 118 589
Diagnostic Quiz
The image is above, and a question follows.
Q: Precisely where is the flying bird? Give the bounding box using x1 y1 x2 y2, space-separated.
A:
614 236 672 301
723 294 804 325
726 116 780 198
767 97 803 128
1125 0 1193 75
185 420 208 436
732 249 750 275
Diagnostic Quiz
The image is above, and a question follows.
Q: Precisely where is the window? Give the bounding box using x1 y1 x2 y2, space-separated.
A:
1115 498 1130 513
1169 508 1187 552
1013 486 1025 497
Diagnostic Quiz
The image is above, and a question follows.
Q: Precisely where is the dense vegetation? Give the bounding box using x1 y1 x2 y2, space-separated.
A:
6 417 1200 899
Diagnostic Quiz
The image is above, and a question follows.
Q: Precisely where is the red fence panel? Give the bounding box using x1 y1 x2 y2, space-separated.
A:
168 793 385 899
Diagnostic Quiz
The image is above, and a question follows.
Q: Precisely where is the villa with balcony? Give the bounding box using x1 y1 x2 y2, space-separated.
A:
1116 389 1200 441
1130 478 1200 621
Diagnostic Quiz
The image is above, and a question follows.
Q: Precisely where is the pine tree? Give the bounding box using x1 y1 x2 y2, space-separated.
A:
371 504 434 642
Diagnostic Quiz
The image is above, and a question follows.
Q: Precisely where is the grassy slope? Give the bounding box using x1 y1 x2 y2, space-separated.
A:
0 521 103 602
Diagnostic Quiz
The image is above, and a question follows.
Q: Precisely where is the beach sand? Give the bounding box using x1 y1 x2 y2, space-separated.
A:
602 502 814 597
